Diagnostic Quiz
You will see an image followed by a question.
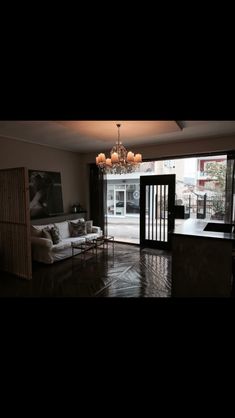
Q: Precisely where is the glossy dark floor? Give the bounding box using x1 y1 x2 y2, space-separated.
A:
0 243 172 297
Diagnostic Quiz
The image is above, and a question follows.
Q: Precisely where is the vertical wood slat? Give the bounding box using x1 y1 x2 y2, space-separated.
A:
23 167 32 278
0 167 32 279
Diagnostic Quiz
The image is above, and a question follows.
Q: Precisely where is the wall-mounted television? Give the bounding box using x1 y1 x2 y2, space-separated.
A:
28 170 64 219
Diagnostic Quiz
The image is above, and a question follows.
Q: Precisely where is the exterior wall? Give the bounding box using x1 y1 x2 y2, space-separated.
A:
0 136 84 214
197 156 226 189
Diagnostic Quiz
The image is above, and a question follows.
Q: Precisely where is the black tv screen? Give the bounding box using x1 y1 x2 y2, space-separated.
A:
28 170 64 219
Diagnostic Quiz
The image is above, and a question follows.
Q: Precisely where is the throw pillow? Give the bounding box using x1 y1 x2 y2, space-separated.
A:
41 227 53 241
85 220 93 234
50 225 62 244
69 220 86 237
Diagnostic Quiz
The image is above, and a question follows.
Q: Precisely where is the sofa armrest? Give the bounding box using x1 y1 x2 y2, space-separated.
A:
92 226 101 234
31 236 53 249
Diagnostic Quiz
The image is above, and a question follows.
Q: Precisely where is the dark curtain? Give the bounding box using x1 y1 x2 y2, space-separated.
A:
225 153 235 223
89 164 107 235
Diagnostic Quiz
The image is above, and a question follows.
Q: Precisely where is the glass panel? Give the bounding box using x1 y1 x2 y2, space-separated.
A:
151 184 154 240
164 185 169 241
148 185 153 240
145 185 149 240
153 185 157 241
154 184 168 242
126 183 140 214
107 188 114 215
106 154 228 244
115 190 125 216
225 157 235 223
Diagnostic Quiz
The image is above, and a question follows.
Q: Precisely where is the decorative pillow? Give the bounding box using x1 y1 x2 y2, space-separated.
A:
41 227 53 241
50 225 62 244
85 220 93 234
69 220 86 237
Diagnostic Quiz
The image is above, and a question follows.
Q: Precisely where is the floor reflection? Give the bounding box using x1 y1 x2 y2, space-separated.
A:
0 243 172 297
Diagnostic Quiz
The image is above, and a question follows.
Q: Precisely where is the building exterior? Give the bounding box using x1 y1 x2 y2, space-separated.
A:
106 156 227 220
196 155 226 190
106 162 157 217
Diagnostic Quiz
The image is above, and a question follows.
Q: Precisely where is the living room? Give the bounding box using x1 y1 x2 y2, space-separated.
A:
0 121 235 297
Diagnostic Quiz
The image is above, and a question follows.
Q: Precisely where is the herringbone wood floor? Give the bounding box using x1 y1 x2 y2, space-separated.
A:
0 243 171 297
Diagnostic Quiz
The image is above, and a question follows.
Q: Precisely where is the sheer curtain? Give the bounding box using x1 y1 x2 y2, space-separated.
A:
89 164 107 235
225 153 235 223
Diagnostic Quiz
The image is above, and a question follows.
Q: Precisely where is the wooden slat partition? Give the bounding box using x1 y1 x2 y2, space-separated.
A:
0 167 32 279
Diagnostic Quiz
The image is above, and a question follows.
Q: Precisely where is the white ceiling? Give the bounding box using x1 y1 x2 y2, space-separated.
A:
0 121 235 153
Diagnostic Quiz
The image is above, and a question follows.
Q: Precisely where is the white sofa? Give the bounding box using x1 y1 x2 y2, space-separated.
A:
31 219 102 264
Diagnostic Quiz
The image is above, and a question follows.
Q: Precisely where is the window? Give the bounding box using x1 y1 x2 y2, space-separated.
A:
164 160 175 169
126 183 140 214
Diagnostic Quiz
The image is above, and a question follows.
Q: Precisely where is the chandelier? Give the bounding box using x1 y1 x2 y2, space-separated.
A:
96 123 142 174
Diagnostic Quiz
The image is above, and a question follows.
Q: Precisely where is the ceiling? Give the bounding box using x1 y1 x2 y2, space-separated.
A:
0 121 235 153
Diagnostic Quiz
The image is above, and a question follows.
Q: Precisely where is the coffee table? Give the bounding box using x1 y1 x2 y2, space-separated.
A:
71 239 95 259
92 235 114 253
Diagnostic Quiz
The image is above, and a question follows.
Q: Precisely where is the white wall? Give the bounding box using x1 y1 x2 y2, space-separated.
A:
0 136 84 214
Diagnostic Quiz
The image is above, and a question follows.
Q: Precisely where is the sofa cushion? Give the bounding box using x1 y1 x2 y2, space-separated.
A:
69 220 86 237
91 226 101 234
52 236 86 251
41 227 53 241
85 220 93 234
31 236 53 249
52 241 72 251
54 221 70 239
50 225 62 244
31 225 43 237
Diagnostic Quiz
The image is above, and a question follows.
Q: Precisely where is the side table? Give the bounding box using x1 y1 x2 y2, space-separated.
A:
104 235 114 250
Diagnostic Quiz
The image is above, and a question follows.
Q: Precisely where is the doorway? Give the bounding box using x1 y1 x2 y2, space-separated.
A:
140 174 175 250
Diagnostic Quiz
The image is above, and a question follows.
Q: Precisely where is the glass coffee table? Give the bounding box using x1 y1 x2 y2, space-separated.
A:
92 235 114 253
71 238 96 259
